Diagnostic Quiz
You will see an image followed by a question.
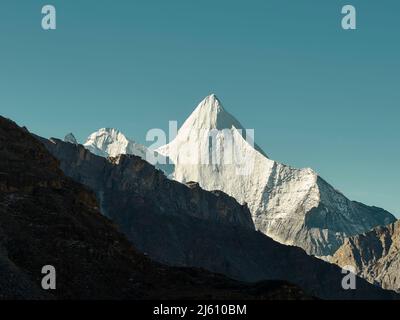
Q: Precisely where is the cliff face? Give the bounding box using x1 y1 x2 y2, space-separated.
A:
0 115 310 300
332 220 400 292
39 135 398 300
46 136 255 231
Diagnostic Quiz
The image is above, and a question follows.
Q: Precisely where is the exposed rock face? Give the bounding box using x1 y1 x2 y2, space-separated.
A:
156 94 396 256
332 220 400 292
64 133 78 145
39 135 398 300
0 115 311 300
47 138 256 231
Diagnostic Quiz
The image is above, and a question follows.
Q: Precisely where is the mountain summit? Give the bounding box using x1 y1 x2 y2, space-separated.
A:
180 94 245 131
157 95 396 256
83 128 147 158
83 127 174 175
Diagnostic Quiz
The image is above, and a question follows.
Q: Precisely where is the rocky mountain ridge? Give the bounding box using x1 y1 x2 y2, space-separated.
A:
38 133 398 300
332 220 400 292
0 115 310 300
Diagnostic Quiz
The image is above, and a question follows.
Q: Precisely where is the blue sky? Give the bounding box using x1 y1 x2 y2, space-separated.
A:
0 1 399 217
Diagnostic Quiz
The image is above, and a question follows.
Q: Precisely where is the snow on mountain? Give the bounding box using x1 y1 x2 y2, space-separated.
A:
156 94 396 256
83 128 174 175
84 128 147 158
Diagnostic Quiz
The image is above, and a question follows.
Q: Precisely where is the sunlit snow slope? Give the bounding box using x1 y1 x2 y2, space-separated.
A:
156 94 396 256
83 128 173 175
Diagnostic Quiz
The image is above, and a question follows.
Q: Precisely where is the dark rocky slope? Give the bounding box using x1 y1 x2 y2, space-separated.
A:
0 115 309 300
39 134 398 300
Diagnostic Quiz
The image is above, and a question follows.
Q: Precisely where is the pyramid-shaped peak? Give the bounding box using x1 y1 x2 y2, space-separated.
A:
204 93 221 104
180 94 244 131
197 94 225 113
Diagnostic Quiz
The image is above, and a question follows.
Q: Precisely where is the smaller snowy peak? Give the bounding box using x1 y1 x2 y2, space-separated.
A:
86 128 128 146
64 133 78 145
84 128 146 158
83 127 175 177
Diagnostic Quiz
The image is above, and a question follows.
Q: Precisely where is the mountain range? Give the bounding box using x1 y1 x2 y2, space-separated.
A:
36 134 396 299
82 94 396 257
1 94 398 300
0 115 312 300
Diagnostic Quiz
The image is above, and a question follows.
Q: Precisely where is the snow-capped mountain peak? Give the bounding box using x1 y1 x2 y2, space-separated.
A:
171 94 267 159
180 94 245 131
156 94 396 256
79 95 395 257
84 128 146 158
83 127 174 176
86 128 129 146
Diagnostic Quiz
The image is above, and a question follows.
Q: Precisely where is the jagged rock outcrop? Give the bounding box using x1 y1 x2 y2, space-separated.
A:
64 133 78 145
156 94 396 256
0 115 310 300
332 220 400 292
39 135 398 300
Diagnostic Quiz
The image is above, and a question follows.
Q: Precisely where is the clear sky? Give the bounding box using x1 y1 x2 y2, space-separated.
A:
0 1 399 217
